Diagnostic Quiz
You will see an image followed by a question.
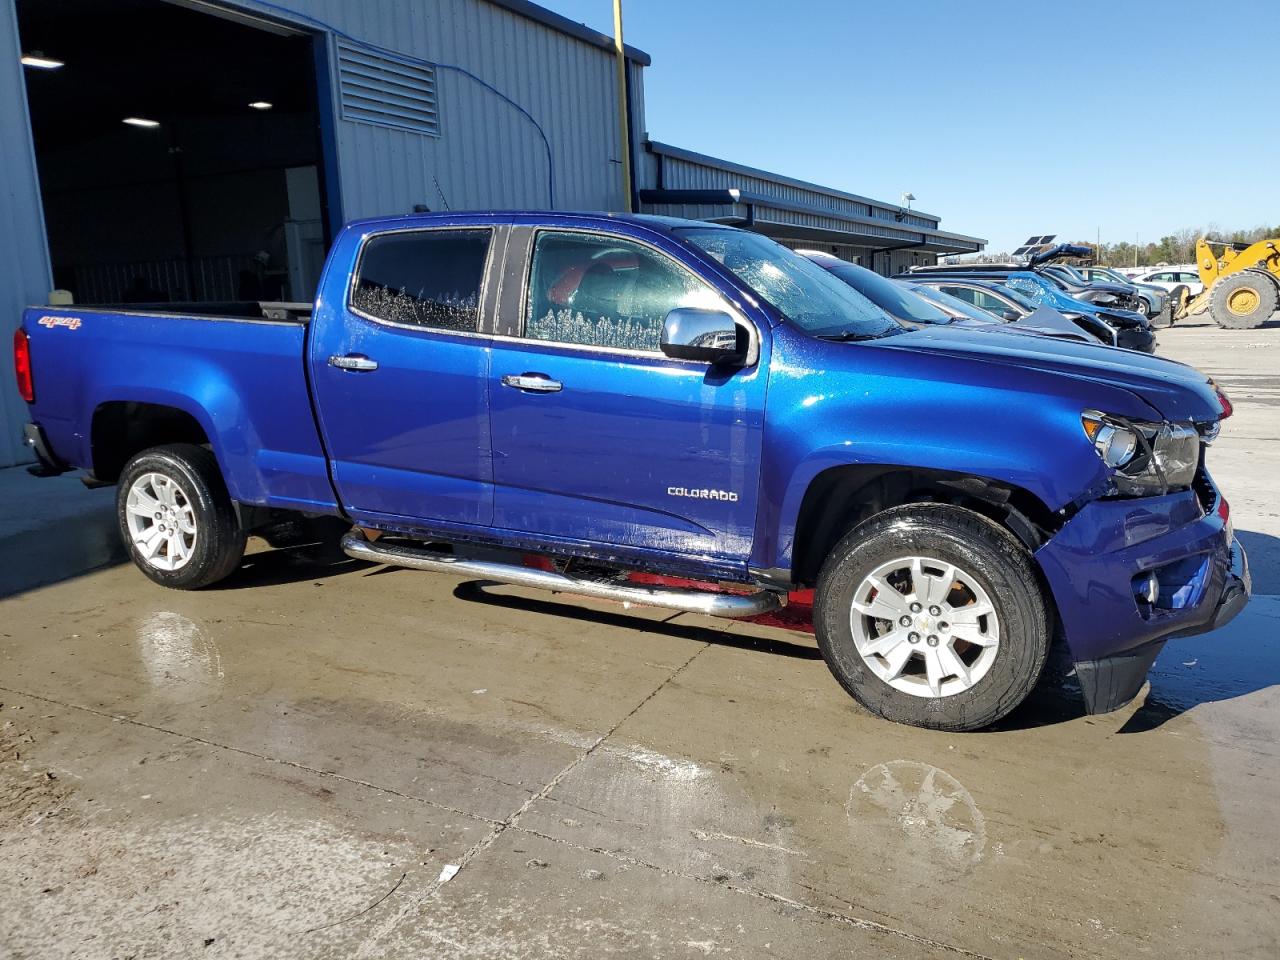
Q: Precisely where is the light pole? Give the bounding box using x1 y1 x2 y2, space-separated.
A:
612 0 633 212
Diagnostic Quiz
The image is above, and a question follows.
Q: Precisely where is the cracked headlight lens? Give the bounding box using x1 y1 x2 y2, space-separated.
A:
1081 411 1200 495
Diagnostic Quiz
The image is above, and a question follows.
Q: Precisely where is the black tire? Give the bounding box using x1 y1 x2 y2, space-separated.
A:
116 444 246 589
814 504 1050 732
1135 296 1151 318
1209 271 1278 329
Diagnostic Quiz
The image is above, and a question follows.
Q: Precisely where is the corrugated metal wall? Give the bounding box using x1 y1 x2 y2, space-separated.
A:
225 0 632 220
0 0 641 466
0 0 53 468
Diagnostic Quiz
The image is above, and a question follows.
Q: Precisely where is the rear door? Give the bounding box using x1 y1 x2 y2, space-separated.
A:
486 226 768 566
309 225 502 527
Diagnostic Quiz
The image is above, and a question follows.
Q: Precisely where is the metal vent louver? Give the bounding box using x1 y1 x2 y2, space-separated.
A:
337 41 439 136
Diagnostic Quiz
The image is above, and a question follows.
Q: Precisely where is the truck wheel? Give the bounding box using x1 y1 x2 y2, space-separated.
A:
1209 272 1278 329
814 504 1050 731
116 444 246 589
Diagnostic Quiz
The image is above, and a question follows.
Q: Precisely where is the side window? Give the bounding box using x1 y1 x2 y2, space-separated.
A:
939 285 979 305
972 290 1010 312
352 229 490 332
1178 272 1199 282
525 231 723 352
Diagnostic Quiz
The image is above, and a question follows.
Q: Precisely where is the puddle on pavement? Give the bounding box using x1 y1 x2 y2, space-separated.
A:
1146 596 1280 712
136 611 226 689
846 760 985 879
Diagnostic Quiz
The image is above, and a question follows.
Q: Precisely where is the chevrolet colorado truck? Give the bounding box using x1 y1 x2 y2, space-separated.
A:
13 212 1250 731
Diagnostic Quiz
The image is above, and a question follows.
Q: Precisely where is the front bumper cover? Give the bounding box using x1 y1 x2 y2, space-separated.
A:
1036 478 1249 715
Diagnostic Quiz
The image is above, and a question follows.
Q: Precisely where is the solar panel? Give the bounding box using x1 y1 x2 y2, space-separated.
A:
1038 234 1056 244
1013 246 1032 256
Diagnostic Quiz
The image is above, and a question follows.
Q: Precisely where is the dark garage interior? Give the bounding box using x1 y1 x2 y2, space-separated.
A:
16 0 330 305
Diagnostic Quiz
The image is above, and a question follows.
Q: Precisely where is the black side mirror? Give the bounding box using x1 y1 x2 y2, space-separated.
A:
1001 310 1021 322
660 308 749 365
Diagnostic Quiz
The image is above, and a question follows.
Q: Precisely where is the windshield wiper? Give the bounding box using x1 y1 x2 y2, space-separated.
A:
816 329 899 342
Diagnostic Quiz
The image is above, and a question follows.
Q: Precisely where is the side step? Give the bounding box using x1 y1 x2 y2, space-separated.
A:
340 532 784 619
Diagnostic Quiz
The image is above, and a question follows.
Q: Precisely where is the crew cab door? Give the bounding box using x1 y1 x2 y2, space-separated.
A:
308 225 502 526
486 227 767 566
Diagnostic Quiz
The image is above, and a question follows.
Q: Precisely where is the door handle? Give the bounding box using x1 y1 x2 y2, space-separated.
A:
329 354 379 372
501 373 562 393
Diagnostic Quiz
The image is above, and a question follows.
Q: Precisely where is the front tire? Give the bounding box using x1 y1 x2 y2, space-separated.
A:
814 505 1050 731
117 444 246 589
1209 271 1278 329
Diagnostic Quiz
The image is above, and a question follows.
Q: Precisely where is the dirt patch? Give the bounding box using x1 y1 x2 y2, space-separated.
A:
0 709 75 830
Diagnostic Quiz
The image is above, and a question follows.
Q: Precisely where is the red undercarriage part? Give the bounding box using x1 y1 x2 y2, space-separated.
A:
521 555 815 634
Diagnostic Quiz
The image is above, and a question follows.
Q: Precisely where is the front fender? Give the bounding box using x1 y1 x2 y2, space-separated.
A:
752 325 1152 573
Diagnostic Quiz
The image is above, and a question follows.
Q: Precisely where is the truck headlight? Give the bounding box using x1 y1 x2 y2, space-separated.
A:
1081 411 1200 494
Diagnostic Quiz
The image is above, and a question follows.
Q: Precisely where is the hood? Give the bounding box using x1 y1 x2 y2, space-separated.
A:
872 324 1222 422
1009 306 1097 342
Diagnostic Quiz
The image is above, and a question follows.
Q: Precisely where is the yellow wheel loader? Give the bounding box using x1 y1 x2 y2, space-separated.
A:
1175 237 1280 328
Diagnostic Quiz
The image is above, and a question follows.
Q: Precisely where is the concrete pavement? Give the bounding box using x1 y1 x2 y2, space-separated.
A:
1 320 1278 959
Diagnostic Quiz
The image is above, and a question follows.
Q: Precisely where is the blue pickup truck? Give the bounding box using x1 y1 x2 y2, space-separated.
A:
13 211 1250 731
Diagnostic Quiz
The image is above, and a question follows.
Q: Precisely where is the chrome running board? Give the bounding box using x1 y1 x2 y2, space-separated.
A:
341 533 783 619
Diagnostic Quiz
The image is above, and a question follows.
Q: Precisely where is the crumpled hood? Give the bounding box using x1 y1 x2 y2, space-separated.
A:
874 324 1221 422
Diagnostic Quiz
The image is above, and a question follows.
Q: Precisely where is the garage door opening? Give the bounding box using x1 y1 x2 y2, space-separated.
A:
17 0 331 305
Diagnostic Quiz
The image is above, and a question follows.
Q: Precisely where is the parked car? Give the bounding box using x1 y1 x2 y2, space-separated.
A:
1076 266 1174 324
795 251 1098 344
906 277 1105 344
904 266 1156 352
15 211 1248 732
1134 268 1205 297
916 256 1143 314
1044 263 1169 322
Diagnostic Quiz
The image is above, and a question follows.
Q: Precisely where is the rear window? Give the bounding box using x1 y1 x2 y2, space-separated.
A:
352 229 491 331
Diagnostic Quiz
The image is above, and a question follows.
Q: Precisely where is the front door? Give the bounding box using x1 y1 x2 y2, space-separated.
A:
309 225 499 527
487 228 768 565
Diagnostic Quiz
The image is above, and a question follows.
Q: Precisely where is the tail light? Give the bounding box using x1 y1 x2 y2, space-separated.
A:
12 328 33 404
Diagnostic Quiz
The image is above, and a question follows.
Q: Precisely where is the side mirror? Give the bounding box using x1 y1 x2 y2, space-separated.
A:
1001 310 1021 322
660 308 749 365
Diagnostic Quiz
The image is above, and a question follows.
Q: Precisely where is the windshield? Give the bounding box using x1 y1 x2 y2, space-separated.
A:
1052 264 1090 284
1093 268 1129 284
987 283 1039 311
1004 275 1055 304
818 260 953 325
677 228 901 338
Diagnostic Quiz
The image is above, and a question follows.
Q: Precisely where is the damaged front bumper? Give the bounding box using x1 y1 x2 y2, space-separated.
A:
1035 476 1249 714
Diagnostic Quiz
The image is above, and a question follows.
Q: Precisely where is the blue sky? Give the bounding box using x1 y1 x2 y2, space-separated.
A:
545 0 1278 253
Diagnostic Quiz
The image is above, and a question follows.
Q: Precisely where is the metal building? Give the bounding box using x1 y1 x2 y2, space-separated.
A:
0 0 983 468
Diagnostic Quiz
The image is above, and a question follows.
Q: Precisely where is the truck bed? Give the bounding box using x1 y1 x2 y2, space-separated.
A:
22 304 337 514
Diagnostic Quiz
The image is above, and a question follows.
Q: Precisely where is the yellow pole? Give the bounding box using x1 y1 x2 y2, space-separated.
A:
612 0 633 213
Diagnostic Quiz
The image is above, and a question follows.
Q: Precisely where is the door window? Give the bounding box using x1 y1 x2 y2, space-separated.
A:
352 229 491 332
940 286 1014 314
525 231 722 352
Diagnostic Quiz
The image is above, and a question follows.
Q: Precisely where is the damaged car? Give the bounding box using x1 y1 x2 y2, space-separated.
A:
15 212 1249 731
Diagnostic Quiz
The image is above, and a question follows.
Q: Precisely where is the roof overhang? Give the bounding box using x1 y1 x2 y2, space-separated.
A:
485 0 651 64
638 188 985 256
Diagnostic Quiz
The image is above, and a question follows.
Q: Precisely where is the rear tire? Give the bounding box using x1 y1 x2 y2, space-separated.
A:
814 505 1050 731
1209 272 1278 329
116 444 246 589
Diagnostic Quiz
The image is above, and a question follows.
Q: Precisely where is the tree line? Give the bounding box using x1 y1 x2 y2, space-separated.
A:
1085 224 1280 268
976 224 1279 266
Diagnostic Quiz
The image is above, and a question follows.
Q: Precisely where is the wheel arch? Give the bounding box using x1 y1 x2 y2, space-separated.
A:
787 464 1063 588
90 399 218 485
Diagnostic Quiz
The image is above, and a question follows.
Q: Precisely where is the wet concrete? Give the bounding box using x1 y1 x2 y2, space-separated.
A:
2 324 1279 958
